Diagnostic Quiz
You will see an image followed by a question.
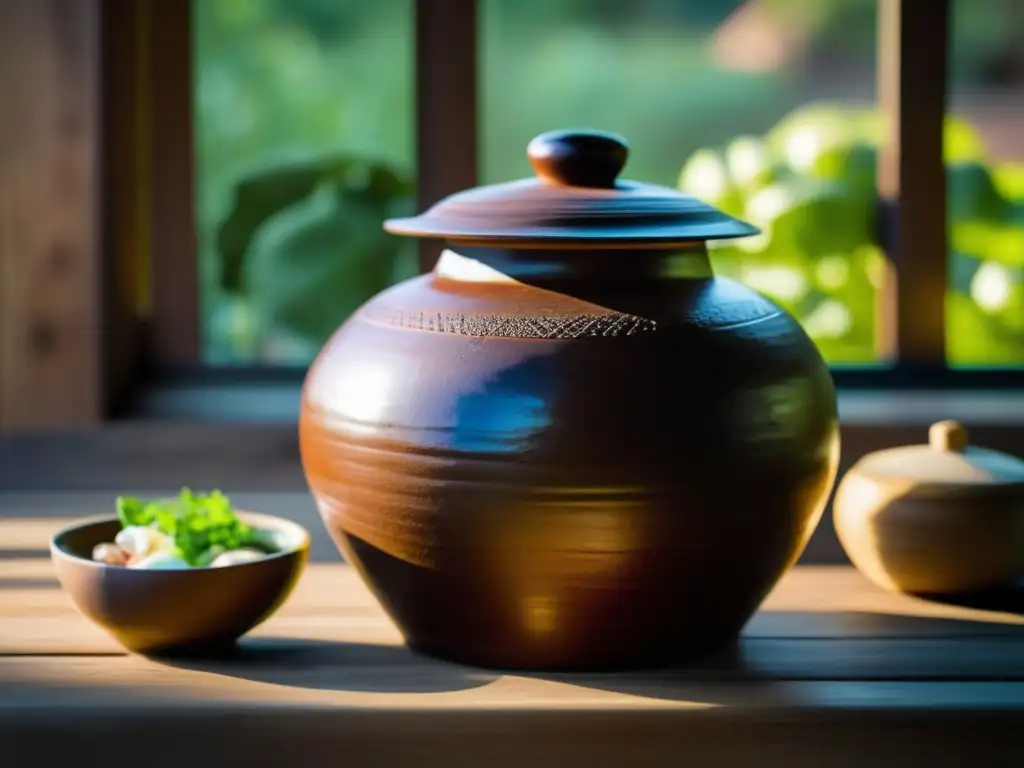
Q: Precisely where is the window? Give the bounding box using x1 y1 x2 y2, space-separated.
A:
483 0 880 365
946 0 1024 367
190 0 1023 380
194 0 417 366
3 0 1022 430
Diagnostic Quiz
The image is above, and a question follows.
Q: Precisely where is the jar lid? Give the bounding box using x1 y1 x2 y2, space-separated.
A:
384 129 759 247
853 420 1024 487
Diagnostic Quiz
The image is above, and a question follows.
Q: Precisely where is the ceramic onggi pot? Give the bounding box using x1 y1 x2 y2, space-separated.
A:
300 129 840 671
835 419 1024 595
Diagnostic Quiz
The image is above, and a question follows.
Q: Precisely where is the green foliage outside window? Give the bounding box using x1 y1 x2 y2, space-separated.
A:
195 0 1024 367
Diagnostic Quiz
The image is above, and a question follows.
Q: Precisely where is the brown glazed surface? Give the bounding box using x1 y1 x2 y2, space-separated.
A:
51 513 309 655
300 245 840 671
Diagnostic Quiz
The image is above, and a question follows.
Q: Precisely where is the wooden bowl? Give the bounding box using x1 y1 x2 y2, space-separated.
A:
50 512 310 655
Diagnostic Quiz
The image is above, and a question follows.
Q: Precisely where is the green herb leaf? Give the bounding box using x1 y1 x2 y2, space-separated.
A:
116 496 155 528
114 488 268 566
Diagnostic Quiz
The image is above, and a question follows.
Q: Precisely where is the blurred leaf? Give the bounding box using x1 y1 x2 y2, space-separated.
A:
766 104 987 170
994 163 1024 202
764 101 878 163
947 161 1007 223
244 184 409 346
950 250 983 296
677 148 745 217
807 141 875 196
745 178 874 258
983 226 1024 268
722 135 782 192
1006 203 1024 227
206 293 259 363
944 116 988 162
947 291 1024 366
951 220 996 258
216 155 412 292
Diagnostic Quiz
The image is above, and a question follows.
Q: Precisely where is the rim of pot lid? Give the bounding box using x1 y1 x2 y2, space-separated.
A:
383 128 760 248
852 420 1024 488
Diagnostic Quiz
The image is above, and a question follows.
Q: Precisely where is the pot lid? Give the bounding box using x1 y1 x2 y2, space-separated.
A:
384 129 759 246
854 420 1024 487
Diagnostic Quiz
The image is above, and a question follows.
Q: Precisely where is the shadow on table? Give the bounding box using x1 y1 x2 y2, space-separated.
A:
155 603 1024 702
155 637 499 694
529 607 1024 703
920 580 1024 615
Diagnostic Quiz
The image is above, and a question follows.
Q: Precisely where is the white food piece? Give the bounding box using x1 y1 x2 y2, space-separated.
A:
210 548 266 567
129 551 191 570
115 526 175 559
92 542 128 566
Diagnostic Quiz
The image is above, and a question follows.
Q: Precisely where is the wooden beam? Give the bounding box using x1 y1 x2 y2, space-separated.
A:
0 0 104 429
148 0 199 364
415 0 479 271
876 0 949 366
101 0 148 416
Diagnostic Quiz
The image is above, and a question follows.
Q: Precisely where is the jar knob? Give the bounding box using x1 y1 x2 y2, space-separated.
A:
929 420 968 453
527 129 628 189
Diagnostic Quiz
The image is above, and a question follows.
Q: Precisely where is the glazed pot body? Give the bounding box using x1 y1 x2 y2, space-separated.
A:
300 246 839 670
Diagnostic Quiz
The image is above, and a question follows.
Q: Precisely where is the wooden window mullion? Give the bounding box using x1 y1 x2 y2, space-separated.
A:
414 0 478 272
148 0 200 365
876 0 950 367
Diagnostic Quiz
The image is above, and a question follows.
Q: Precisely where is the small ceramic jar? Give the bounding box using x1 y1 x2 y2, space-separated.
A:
834 420 1024 595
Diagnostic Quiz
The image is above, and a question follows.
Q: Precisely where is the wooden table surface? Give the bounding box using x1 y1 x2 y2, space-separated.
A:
1 492 1023 767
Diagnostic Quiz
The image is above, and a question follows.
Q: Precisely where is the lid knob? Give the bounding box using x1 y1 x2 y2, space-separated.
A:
527 129 628 189
929 420 968 453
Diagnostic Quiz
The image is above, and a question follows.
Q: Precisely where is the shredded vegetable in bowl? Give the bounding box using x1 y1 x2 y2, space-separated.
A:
91 489 279 569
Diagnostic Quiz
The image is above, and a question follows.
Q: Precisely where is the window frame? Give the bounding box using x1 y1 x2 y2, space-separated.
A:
3 0 1023 431
125 0 1024 387
132 0 481 374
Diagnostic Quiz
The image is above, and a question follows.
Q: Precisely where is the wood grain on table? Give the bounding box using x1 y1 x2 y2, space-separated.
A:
1 492 1023 767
